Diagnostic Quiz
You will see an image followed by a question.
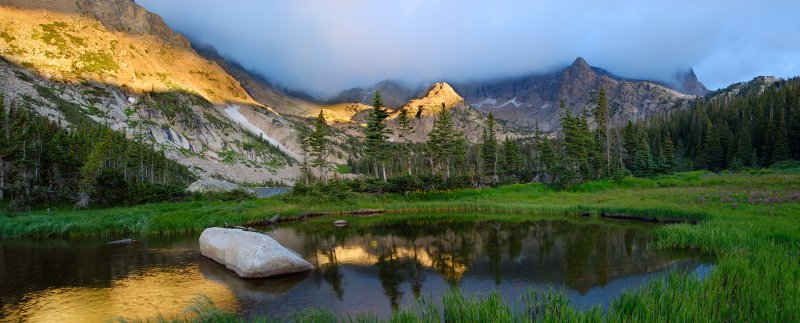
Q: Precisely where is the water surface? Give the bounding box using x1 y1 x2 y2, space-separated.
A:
0 215 712 321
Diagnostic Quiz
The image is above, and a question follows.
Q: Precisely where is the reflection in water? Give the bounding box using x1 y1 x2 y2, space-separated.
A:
2 266 237 322
0 217 712 321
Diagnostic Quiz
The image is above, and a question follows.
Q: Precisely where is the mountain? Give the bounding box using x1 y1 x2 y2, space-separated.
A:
672 68 709 97
192 43 320 116
0 0 255 105
326 80 426 109
450 57 705 131
385 82 506 142
0 0 310 185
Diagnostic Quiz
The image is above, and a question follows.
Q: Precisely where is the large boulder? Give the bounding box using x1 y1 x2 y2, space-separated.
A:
188 179 252 194
199 227 314 278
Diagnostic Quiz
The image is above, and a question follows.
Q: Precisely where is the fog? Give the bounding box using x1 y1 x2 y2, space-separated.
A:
137 0 800 95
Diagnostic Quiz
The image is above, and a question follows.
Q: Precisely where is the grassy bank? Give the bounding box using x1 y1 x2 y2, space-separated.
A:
4 170 800 321
2 171 797 238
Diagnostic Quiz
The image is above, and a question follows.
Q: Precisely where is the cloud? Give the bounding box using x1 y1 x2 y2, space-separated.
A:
138 0 800 94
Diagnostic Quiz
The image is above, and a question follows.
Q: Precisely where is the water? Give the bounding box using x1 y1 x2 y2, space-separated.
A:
0 216 712 322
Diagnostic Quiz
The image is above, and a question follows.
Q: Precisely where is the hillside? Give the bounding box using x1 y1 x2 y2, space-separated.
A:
0 2 256 105
0 0 308 185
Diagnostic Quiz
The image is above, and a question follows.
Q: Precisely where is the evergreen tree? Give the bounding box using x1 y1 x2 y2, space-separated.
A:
662 135 676 173
535 127 556 182
593 89 611 177
76 130 113 208
297 125 312 185
480 113 498 176
632 130 654 177
502 138 522 177
427 104 461 179
622 120 637 170
790 102 800 159
773 111 790 162
309 110 332 184
396 108 415 175
365 91 390 181
701 119 724 171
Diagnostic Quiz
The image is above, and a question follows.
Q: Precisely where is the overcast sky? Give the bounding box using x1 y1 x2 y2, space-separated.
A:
138 0 800 95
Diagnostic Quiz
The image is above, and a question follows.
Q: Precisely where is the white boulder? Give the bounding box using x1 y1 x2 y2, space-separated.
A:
199 227 314 278
188 179 251 194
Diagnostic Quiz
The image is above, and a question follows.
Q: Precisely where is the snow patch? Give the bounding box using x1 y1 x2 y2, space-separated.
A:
474 98 497 107
497 97 523 108
225 105 300 161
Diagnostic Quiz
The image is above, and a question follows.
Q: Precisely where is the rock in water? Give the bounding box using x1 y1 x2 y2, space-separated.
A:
107 238 135 245
199 227 313 278
333 220 347 226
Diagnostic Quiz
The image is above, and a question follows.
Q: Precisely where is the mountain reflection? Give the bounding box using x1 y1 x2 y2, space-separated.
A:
285 219 689 295
0 217 710 321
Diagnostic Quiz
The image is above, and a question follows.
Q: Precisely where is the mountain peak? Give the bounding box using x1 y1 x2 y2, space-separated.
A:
673 68 709 96
397 82 464 116
424 82 463 102
571 57 590 69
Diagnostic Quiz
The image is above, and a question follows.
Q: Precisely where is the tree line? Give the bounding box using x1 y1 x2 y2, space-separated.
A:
296 77 799 193
0 94 193 211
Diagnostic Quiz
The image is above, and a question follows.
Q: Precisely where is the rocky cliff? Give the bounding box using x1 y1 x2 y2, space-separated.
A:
451 57 702 131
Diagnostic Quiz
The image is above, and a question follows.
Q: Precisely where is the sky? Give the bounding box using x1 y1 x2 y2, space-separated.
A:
137 0 800 96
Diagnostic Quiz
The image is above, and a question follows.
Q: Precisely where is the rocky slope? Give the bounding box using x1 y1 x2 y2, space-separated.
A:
0 0 311 185
450 57 704 131
0 57 303 184
0 1 255 105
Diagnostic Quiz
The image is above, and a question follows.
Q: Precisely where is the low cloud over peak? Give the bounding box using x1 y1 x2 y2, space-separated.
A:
138 0 800 95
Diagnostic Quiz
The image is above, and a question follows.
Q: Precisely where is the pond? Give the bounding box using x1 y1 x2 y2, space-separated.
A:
0 214 712 322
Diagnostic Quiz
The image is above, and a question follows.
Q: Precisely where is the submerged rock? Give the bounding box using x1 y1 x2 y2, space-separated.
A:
199 227 313 278
107 238 135 245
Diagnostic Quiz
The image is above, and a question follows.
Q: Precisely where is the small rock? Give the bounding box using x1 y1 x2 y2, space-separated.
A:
333 220 347 226
199 227 313 278
108 238 135 245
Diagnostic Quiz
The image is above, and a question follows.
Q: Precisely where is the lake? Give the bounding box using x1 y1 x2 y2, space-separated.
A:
0 214 712 322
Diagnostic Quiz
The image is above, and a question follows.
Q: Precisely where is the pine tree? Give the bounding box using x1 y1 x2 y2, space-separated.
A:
772 111 790 162
622 120 637 170
480 113 498 176
701 119 724 171
297 125 312 185
309 110 331 184
76 129 113 208
396 108 414 175
631 131 654 177
662 134 676 173
502 138 522 177
593 89 610 177
365 91 390 181
427 104 461 179
790 103 800 159
536 127 556 183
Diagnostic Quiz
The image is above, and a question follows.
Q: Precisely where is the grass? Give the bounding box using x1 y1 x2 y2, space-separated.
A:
3 170 800 321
